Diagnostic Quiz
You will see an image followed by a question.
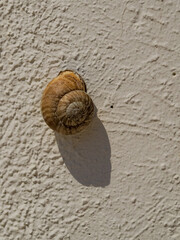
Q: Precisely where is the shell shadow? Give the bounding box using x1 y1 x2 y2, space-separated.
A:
55 116 111 187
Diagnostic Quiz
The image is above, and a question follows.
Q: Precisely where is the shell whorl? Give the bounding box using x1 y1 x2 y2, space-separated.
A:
41 70 94 135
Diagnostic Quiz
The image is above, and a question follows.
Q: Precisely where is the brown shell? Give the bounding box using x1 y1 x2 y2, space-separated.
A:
41 70 94 135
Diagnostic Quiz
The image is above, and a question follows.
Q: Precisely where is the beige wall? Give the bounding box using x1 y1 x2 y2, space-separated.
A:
1 0 180 239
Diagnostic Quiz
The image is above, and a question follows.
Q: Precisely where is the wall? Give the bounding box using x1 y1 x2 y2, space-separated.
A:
1 0 180 239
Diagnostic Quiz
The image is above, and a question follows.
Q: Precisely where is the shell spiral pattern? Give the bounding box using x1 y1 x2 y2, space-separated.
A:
41 70 94 135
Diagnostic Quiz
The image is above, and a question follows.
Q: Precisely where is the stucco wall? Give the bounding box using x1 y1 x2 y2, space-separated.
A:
1 0 180 239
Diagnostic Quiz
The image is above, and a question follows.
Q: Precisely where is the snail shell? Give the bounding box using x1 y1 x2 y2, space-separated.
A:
41 70 94 135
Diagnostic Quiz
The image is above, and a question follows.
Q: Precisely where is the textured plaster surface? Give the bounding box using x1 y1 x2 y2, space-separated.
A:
0 0 180 239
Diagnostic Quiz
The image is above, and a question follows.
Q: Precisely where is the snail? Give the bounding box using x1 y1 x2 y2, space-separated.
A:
41 70 94 135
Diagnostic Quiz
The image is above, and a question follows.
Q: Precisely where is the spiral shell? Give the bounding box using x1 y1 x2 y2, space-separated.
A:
41 70 94 135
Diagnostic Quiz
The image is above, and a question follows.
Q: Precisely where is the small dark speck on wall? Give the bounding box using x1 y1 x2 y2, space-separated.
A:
110 105 113 108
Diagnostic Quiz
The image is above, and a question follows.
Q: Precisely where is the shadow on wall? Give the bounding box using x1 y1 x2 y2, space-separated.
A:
55 116 111 187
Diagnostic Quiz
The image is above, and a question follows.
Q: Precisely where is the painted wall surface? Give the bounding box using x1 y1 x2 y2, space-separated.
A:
1 0 180 239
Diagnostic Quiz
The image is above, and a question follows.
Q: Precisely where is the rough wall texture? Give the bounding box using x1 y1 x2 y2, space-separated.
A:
0 0 180 239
